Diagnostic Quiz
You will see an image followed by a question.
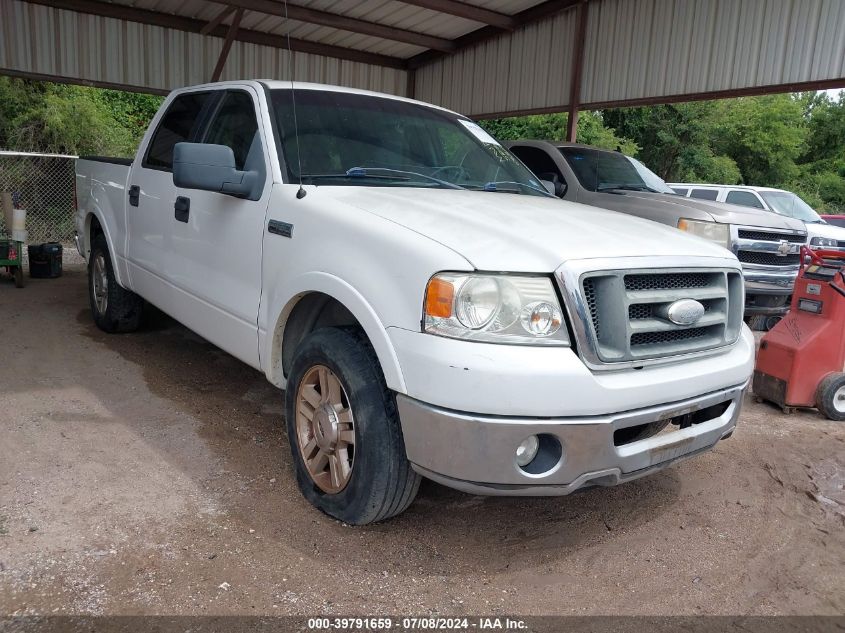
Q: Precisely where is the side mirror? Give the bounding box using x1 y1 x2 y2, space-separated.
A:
173 143 259 199
539 172 567 198
540 179 556 195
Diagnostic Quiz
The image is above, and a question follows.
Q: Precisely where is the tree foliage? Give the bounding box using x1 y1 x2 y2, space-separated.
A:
480 111 637 154
0 77 162 156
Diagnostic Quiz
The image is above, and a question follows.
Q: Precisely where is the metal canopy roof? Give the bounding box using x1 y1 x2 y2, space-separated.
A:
1 0 844 132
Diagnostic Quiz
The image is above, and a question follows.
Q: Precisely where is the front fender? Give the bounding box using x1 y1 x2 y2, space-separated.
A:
261 271 406 393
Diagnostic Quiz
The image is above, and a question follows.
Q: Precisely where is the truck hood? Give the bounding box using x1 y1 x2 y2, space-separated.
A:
611 191 807 232
806 221 845 241
319 187 737 272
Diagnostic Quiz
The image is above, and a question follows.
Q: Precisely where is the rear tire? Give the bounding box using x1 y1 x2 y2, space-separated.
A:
88 233 144 333
13 266 23 288
816 373 845 421
285 327 420 525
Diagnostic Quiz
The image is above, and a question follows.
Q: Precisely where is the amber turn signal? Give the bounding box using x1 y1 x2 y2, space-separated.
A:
425 277 454 318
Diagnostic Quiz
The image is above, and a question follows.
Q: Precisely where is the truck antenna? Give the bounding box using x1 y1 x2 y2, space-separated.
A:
284 0 306 199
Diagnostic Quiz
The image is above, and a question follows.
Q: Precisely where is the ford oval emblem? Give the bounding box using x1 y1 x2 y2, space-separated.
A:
667 299 705 325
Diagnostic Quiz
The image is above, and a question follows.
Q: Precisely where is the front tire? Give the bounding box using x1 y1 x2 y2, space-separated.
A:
285 327 420 525
88 233 144 333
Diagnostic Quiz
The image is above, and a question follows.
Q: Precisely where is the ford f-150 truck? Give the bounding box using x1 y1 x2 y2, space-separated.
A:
506 141 808 328
76 81 754 524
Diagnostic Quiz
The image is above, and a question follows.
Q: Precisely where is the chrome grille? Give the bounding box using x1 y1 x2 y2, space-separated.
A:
631 326 711 347
583 278 600 338
624 273 711 291
734 226 805 269
577 267 744 364
737 229 804 243
737 251 800 266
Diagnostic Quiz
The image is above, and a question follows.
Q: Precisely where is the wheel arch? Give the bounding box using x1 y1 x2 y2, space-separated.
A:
85 211 126 287
265 272 407 394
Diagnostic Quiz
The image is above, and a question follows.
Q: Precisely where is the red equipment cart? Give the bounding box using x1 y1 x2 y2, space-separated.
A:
753 246 845 420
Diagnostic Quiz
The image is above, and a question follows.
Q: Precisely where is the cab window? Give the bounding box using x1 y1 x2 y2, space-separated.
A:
690 188 718 201
202 91 261 171
509 146 566 185
726 190 764 209
144 92 210 171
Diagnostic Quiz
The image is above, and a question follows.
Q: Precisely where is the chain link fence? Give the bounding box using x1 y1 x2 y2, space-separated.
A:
0 151 77 244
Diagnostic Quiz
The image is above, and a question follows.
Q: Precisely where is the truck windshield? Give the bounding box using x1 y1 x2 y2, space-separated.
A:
270 89 547 195
760 191 824 223
559 147 676 194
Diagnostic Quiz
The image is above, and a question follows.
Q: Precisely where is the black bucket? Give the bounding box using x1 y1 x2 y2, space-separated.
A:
28 242 63 278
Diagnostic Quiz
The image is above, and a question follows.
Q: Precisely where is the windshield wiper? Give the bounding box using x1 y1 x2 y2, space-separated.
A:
476 181 552 196
301 166 465 190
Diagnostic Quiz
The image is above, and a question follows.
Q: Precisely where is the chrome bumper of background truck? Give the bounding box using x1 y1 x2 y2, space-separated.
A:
396 382 747 496
743 267 797 316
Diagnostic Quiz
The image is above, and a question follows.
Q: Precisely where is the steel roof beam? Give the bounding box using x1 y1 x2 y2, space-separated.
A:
407 0 584 69
22 0 407 69
395 0 516 30
208 0 456 52
201 5 237 36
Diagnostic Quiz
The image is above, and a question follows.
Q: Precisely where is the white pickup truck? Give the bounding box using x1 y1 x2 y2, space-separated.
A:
76 81 755 524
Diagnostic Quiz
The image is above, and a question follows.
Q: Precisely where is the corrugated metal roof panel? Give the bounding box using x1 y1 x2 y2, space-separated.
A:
415 0 845 116
582 0 845 106
0 0 407 94
415 8 576 116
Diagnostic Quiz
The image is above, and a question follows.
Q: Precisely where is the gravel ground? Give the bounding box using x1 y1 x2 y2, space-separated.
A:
0 260 843 616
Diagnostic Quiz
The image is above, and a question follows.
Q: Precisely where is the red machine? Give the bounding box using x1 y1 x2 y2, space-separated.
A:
753 247 845 420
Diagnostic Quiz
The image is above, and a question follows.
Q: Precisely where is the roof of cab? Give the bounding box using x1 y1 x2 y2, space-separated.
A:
169 79 462 117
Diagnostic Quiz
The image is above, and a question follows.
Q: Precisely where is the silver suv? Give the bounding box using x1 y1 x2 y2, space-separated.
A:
506 141 808 325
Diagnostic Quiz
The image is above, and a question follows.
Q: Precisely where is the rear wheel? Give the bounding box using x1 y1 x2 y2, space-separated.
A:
13 266 23 288
285 327 420 524
88 234 144 333
816 373 845 421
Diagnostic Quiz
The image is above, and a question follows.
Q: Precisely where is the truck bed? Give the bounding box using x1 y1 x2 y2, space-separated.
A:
75 157 132 262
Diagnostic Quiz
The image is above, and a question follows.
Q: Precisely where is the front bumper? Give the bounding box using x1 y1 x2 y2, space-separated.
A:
397 381 746 495
742 266 796 316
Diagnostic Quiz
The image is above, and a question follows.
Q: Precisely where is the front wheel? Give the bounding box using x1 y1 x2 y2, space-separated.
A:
285 327 420 524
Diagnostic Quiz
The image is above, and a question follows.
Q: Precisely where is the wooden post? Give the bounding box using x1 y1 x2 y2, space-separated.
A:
566 0 589 142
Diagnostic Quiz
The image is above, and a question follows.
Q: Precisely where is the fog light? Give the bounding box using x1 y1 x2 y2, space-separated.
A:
515 435 540 467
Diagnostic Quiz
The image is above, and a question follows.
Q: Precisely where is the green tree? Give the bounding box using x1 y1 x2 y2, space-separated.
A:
0 77 162 155
602 101 735 182
479 111 637 153
710 95 807 186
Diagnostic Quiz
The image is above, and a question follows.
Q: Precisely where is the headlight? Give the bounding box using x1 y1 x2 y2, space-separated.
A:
424 273 570 345
810 237 837 248
677 219 731 250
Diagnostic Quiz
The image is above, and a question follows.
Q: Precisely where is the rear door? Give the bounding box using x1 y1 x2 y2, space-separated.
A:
165 87 271 367
126 90 213 308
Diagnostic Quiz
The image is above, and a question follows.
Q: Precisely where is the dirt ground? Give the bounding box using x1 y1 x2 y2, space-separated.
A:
0 259 843 617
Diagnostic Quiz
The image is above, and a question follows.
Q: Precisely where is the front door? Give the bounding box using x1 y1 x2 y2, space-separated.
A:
126 90 213 312
165 88 271 368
